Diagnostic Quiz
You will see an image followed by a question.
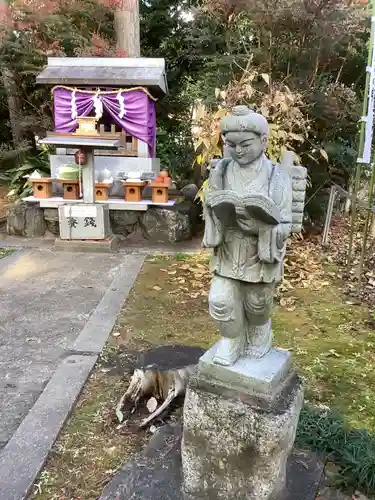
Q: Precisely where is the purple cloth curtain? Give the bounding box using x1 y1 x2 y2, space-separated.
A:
53 87 157 157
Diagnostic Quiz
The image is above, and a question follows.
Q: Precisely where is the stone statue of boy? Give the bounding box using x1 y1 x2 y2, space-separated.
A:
203 105 294 367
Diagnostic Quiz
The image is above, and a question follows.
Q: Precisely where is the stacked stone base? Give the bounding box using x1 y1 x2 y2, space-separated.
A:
6 201 200 244
181 346 304 500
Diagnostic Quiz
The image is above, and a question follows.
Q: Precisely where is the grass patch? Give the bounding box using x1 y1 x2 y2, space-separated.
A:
297 406 375 496
115 255 375 431
113 254 217 351
0 248 15 259
32 252 375 499
274 284 375 431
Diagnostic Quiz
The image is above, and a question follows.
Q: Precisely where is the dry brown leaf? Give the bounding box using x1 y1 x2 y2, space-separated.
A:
146 397 158 413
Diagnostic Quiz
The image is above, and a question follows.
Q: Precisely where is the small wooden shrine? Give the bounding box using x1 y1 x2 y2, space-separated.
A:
24 57 173 242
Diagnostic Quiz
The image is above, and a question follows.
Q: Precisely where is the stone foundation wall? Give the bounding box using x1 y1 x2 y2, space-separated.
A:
7 200 201 244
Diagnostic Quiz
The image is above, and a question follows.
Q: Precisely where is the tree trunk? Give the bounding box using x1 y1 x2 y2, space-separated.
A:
114 0 140 56
1 1 24 148
2 68 23 147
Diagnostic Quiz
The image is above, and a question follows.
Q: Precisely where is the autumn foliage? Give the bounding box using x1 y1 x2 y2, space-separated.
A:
0 0 131 56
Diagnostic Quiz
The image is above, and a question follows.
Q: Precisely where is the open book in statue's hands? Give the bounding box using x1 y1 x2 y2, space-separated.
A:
206 190 281 225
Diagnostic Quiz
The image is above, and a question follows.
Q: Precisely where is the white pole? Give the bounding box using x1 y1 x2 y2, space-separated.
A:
358 15 375 165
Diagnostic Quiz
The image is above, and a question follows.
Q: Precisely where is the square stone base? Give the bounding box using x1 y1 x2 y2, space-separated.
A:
181 363 304 500
100 424 324 500
53 236 119 253
199 344 292 402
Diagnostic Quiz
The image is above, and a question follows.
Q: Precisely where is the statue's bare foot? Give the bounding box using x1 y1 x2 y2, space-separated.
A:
213 338 242 366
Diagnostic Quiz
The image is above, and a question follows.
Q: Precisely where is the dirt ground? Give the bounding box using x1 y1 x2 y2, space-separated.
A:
30 252 375 499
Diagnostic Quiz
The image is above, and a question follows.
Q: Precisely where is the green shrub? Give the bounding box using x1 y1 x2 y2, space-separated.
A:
297 405 375 495
0 150 50 200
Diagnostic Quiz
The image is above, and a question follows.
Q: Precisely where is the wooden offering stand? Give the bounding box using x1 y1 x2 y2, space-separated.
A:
30 178 53 199
121 180 147 203
57 179 80 200
95 183 112 201
150 170 171 204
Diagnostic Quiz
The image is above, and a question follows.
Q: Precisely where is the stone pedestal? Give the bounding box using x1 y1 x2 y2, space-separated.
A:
181 345 304 500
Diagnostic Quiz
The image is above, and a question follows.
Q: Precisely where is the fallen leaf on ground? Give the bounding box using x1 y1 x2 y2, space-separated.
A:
147 397 158 413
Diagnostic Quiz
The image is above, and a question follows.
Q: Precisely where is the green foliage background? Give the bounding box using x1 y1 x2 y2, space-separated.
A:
0 0 368 216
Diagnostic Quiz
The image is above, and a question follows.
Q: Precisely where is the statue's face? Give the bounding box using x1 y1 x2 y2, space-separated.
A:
224 131 267 166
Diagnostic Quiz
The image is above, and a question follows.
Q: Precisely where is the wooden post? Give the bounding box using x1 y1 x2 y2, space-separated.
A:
322 185 337 246
114 0 140 57
82 148 95 204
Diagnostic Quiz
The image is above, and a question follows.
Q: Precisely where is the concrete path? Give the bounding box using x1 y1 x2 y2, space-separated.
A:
0 233 203 254
0 249 144 499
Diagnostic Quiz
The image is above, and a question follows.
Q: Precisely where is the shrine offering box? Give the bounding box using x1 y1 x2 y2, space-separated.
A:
95 183 111 201
121 181 146 203
58 179 80 200
30 178 53 199
75 117 99 136
151 182 169 204
59 204 110 240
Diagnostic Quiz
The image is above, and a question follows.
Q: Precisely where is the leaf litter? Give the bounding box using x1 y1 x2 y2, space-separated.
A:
150 240 328 312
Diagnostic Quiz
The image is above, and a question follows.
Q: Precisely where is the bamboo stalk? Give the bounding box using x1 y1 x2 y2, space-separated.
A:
358 160 375 277
347 0 375 268
322 185 337 246
357 1 375 277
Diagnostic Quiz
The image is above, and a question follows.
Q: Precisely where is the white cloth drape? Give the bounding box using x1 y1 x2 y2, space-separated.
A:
117 91 126 119
93 93 103 120
71 90 77 119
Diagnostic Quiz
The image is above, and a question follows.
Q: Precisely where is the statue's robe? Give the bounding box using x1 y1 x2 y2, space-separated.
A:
203 155 293 285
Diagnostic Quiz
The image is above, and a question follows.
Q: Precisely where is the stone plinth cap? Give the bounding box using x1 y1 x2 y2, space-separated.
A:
198 343 293 401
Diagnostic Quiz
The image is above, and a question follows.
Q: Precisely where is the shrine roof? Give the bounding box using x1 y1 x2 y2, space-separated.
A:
36 57 168 97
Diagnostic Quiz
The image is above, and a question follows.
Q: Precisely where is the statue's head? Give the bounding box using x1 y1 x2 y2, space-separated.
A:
220 105 269 166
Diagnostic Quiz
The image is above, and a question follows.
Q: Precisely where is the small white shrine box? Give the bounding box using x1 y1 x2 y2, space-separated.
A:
58 204 110 240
